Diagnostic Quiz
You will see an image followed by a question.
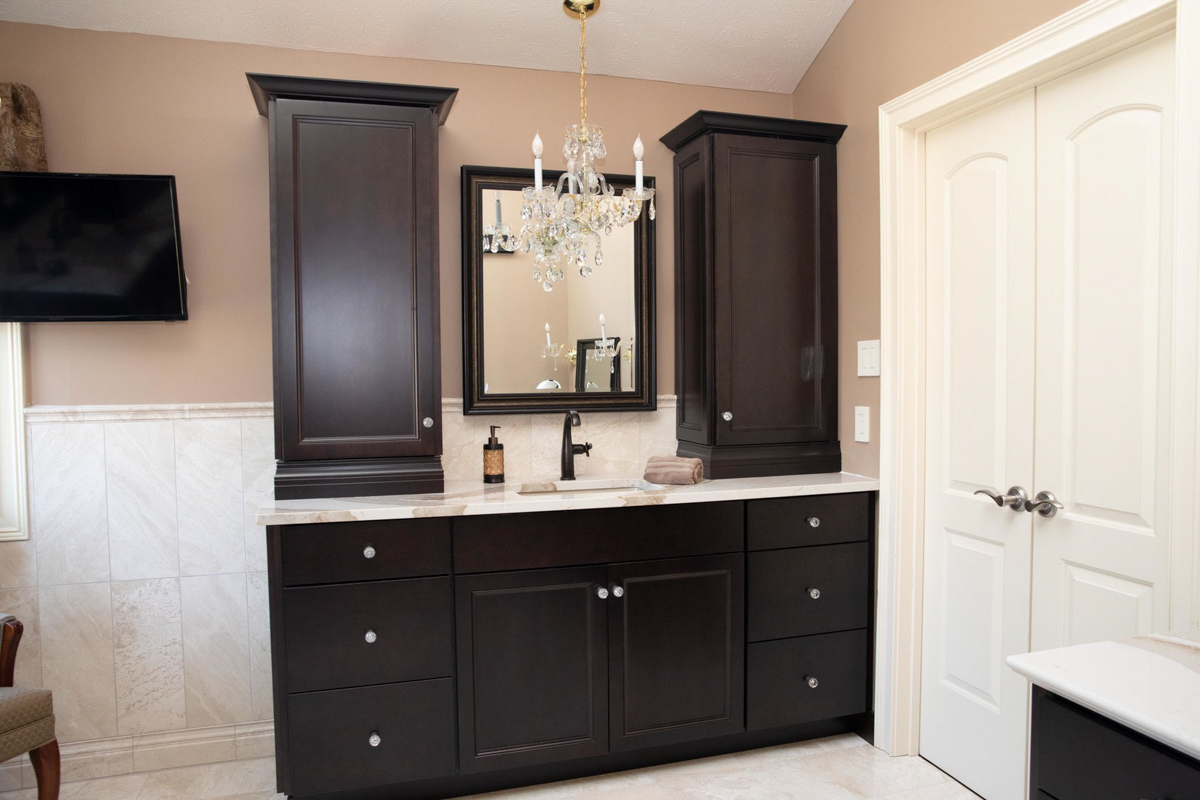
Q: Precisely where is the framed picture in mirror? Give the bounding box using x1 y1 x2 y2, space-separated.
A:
461 165 656 414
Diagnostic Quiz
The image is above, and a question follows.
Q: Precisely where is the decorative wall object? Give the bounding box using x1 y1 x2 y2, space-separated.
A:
0 83 48 172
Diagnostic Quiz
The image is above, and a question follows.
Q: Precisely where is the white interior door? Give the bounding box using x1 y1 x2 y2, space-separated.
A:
1030 32 1176 651
920 89 1037 800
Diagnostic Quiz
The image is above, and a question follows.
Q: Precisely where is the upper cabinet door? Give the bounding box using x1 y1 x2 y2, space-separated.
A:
272 98 440 462
608 554 745 752
711 134 837 447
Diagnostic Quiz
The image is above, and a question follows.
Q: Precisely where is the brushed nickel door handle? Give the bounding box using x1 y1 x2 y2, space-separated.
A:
974 486 1029 512
1025 490 1064 518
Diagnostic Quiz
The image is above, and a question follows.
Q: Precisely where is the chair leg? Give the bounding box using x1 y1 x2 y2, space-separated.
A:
29 739 60 800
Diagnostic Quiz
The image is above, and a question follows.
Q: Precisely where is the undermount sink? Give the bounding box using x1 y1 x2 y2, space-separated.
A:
517 478 663 496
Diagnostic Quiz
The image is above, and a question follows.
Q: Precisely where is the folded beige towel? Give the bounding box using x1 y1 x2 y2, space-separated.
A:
644 455 704 485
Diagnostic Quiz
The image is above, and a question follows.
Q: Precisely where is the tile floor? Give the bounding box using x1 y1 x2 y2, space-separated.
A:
0 735 980 800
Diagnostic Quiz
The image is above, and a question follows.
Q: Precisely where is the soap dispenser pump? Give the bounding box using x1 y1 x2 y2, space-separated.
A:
483 425 504 484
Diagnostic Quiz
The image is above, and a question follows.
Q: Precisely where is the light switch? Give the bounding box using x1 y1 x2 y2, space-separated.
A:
854 406 870 443
857 340 881 377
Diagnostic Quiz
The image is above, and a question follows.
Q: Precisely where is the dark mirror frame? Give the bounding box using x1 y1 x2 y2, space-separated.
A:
461 165 656 414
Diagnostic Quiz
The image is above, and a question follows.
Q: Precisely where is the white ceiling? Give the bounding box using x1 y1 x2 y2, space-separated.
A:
0 0 853 94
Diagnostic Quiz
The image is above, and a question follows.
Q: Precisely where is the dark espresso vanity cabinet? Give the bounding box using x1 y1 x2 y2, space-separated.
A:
661 112 845 478
248 75 457 500
264 490 875 799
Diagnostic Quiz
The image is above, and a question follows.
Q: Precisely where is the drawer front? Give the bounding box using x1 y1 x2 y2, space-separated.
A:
287 678 456 796
747 493 870 550
747 630 869 731
1034 689 1200 800
284 577 453 693
747 543 869 641
454 502 744 573
281 518 451 586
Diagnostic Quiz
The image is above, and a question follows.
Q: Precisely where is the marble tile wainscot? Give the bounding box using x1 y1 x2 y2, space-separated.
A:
0 398 683 788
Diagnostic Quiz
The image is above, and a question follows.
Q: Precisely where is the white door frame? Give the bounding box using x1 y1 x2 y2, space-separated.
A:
875 0 1200 755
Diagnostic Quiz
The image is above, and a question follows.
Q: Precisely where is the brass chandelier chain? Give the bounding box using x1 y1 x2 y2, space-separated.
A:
579 5 587 126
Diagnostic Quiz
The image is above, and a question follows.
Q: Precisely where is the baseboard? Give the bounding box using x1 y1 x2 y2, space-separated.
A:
0 720 274 790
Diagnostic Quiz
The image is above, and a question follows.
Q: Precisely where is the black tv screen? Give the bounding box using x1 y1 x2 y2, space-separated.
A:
0 172 187 322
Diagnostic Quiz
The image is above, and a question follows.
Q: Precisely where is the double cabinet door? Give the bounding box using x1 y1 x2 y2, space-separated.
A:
455 554 744 773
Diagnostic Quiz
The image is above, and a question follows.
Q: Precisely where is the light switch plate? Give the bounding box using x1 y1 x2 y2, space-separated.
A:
854 406 870 443
857 340 881 377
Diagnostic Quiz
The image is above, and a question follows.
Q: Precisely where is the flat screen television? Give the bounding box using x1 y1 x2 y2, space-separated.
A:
0 172 187 322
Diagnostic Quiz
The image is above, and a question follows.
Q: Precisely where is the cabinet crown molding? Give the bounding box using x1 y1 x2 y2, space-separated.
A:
246 73 458 125
659 110 846 152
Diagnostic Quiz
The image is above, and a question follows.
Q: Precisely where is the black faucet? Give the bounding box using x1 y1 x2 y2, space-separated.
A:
560 410 592 480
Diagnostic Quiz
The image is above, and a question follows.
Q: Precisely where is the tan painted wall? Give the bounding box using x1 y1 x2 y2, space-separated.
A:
0 20 791 405
791 0 1085 478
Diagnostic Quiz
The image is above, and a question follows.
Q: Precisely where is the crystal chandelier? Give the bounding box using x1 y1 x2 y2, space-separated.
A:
482 0 655 292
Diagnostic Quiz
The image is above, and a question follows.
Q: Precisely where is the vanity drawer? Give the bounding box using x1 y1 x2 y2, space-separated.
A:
1033 689 1200 800
281 518 451 586
747 543 869 641
747 493 870 551
287 678 456 796
747 630 869 731
454 502 744 573
284 577 453 693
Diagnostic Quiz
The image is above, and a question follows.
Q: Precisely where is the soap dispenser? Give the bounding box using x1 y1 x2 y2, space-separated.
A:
483 425 504 484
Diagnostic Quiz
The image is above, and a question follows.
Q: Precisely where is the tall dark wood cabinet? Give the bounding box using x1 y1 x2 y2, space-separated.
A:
248 74 457 499
661 112 846 478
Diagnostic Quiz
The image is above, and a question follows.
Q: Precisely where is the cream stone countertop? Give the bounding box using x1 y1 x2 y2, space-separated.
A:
255 472 879 526
1007 630 1200 761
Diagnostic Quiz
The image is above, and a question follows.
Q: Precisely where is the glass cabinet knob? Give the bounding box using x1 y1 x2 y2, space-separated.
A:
722 411 733 421
368 732 381 747
807 516 821 528
806 676 819 689
422 417 434 428
596 586 609 600
363 546 376 559
611 585 624 598
365 629 377 644
808 588 821 600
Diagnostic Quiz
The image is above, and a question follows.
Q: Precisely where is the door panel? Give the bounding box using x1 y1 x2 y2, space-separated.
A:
921 89 1037 800
608 555 744 751
273 98 440 461
1031 32 1175 651
712 133 837 446
455 567 608 773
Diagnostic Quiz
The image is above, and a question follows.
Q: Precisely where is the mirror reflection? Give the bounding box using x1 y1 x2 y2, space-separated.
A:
481 189 636 394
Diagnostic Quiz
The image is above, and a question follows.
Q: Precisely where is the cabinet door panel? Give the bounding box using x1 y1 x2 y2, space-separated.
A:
609 554 745 751
456 567 609 773
273 97 439 461
712 133 837 447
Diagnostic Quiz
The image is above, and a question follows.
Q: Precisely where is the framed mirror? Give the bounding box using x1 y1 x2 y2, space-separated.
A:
461 165 656 414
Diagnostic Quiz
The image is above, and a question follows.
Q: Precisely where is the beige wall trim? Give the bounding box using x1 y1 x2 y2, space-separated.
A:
0 721 274 789
876 0 1189 756
24 402 275 424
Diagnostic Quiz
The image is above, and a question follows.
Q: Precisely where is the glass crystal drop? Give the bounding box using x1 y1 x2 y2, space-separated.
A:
532 268 541 282
542 280 554 292
580 265 592 277
605 225 613 236
595 250 603 266
649 199 656 221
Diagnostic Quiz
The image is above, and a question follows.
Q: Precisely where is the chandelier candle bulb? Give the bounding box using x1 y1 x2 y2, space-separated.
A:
532 132 543 189
546 322 553 347
494 191 503 227
600 313 607 342
634 134 644 191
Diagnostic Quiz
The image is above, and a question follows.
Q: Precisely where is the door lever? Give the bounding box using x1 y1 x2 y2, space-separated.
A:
974 486 1029 512
1025 490 1064 518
